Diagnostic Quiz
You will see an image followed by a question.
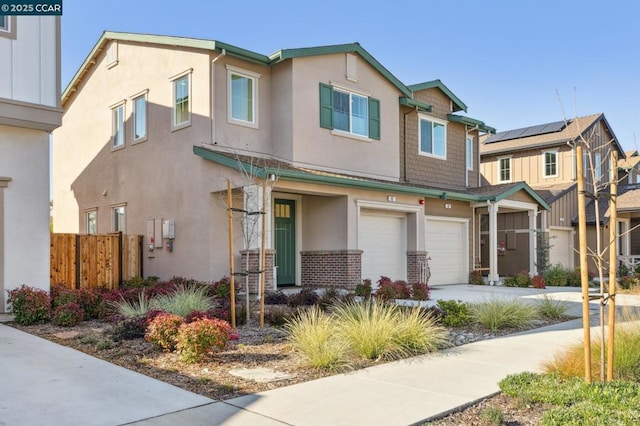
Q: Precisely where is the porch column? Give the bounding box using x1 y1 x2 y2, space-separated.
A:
529 209 538 276
488 202 499 285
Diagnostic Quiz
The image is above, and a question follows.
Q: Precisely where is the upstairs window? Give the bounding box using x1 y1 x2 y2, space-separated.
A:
227 65 260 128
132 93 147 142
543 151 558 177
595 152 602 183
319 83 380 140
86 210 97 235
171 71 191 130
466 136 474 170
498 157 511 183
111 103 125 148
112 205 126 233
419 116 447 158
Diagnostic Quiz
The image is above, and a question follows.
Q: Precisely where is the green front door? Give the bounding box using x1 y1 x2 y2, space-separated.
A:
274 199 296 285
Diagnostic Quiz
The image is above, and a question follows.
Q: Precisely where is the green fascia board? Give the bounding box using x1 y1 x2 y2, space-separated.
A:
193 146 479 202
447 114 496 134
399 97 433 112
62 32 270 102
479 182 551 211
271 43 413 98
407 80 467 113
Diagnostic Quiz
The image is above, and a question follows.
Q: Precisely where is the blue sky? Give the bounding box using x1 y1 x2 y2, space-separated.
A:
62 0 640 150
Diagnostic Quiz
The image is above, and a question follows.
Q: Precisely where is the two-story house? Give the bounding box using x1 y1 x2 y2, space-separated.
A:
1 16 62 312
480 114 624 275
53 32 547 290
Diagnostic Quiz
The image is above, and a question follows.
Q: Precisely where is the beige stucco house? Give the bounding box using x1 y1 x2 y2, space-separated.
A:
480 114 624 275
53 32 547 290
1 16 62 312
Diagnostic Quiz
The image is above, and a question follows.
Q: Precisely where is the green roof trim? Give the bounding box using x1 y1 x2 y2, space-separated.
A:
407 80 467 113
271 43 412 98
193 146 550 211
478 182 551 210
399 97 433 112
447 114 496 134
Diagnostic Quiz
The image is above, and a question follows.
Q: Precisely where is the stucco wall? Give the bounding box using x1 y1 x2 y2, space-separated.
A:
0 126 50 311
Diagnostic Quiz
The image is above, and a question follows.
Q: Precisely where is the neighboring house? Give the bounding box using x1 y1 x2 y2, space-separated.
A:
53 32 547 290
480 114 624 275
0 16 62 312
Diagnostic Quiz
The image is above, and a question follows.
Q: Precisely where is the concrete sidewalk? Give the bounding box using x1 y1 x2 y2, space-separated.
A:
2 286 639 425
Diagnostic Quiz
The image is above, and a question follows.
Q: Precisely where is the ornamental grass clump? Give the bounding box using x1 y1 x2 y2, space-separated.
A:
537 294 569 319
175 317 235 364
108 292 153 318
394 307 448 353
470 296 538 332
7 285 51 325
284 306 348 370
145 313 185 351
151 284 214 317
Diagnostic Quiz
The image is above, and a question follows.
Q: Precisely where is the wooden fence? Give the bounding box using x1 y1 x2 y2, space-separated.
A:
50 233 143 290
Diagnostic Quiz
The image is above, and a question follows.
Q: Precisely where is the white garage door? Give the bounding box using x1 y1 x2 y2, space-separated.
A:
549 229 572 269
360 212 406 284
426 218 467 285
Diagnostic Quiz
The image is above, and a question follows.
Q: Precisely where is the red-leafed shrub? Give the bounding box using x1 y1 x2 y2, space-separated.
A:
176 318 235 363
7 285 51 325
411 282 430 301
531 274 546 289
375 277 411 301
145 313 185 351
52 302 84 327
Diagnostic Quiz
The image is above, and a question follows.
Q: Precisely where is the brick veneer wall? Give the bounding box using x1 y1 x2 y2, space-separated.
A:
407 251 429 283
239 249 275 294
300 250 363 288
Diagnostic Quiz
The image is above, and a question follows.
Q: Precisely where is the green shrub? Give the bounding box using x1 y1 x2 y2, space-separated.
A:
51 302 84 327
566 268 583 287
284 306 348 369
354 279 372 298
410 282 430 301
51 286 106 319
122 276 159 289
502 276 517 287
618 275 640 290
287 288 319 307
151 284 214 317
537 295 569 319
145 313 185 351
7 285 51 325
544 264 569 286
514 270 531 287
469 270 484 285
176 318 235 363
479 407 504 426
210 276 234 299
470 296 538 332
436 299 472 327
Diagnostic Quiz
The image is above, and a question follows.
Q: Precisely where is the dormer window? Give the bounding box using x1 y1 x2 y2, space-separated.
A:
418 115 447 159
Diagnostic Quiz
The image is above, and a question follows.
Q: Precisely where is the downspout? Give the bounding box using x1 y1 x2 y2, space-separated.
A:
210 49 227 144
403 107 416 182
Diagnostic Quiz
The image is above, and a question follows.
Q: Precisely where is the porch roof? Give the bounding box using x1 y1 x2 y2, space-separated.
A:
530 182 576 204
194 145 550 210
575 184 640 225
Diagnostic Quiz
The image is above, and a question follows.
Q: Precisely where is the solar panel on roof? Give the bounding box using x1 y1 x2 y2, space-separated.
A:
484 120 566 144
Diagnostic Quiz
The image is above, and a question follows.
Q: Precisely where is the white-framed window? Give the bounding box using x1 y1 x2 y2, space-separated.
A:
132 92 148 142
466 136 474 171
0 15 15 38
227 65 260 128
419 115 447 159
111 205 126 232
86 210 97 235
595 152 602 183
332 89 369 137
543 151 558 178
498 157 511 183
0 15 8 31
111 102 125 149
171 71 191 130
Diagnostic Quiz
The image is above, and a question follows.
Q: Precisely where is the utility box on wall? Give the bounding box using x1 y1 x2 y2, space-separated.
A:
162 219 175 239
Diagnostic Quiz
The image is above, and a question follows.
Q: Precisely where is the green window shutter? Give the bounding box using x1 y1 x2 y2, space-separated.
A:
319 83 333 129
368 97 380 140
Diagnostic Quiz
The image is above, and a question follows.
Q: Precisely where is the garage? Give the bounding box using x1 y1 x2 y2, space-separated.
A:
426 217 468 285
549 228 573 269
359 211 406 284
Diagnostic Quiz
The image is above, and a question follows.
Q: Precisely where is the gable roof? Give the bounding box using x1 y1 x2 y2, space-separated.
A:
62 31 413 106
193 145 549 210
619 151 640 170
480 113 624 156
407 80 467 113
